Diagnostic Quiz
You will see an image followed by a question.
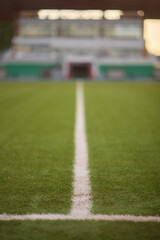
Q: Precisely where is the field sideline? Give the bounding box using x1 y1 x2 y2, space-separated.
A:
0 81 160 239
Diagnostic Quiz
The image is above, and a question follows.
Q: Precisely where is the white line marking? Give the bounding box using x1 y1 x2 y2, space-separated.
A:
0 82 159 222
0 214 160 222
70 82 92 216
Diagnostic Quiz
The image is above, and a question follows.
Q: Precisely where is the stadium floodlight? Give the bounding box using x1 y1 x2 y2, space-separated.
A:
38 10 60 19
79 10 103 20
38 9 103 20
104 10 123 20
137 10 144 17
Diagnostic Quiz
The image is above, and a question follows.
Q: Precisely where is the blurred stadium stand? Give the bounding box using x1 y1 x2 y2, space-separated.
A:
0 0 160 80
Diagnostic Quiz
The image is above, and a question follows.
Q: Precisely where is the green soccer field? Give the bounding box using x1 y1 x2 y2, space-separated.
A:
0 221 160 240
0 81 159 239
0 82 75 214
85 83 160 216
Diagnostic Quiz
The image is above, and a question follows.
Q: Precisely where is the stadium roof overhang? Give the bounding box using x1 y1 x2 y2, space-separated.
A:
1 0 160 20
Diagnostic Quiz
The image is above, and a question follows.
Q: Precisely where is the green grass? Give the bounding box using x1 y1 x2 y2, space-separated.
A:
0 221 159 240
0 82 75 214
85 82 160 215
0 81 160 240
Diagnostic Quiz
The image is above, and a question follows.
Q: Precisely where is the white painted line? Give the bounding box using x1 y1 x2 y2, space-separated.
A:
70 82 92 217
0 214 160 222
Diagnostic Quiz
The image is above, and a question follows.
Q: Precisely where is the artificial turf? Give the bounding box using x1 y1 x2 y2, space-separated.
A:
0 220 159 240
85 82 160 216
0 82 75 214
0 81 160 240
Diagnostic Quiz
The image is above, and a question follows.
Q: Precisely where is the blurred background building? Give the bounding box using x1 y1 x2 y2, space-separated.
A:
0 0 160 80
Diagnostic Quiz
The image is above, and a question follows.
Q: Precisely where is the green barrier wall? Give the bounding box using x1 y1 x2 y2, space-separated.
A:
1 62 61 78
0 62 155 79
99 64 154 78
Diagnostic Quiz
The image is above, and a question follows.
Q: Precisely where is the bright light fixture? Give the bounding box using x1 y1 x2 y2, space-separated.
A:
38 10 103 20
137 10 144 17
104 10 123 20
